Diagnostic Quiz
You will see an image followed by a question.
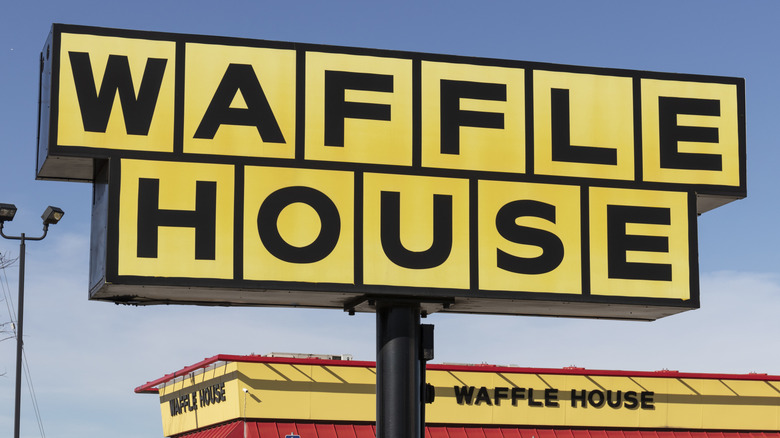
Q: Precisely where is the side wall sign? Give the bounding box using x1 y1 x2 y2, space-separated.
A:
36 24 746 320
144 357 780 437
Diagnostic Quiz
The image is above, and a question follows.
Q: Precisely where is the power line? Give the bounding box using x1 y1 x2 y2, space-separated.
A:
23 348 46 438
1 251 16 326
0 252 46 438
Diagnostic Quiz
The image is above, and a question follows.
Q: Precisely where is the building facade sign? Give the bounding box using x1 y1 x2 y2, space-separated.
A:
136 356 779 437
37 24 746 319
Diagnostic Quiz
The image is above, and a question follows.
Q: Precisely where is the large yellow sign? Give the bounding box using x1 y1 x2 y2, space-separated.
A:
37 24 746 319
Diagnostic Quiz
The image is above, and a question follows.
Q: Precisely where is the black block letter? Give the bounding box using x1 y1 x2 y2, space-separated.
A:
658 96 722 171
607 205 672 281
380 191 452 269
257 187 340 264
137 179 217 260
551 88 618 165
495 200 564 275
69 52 167 135
324 71 393 146
194 63 285 142
440 80 506 155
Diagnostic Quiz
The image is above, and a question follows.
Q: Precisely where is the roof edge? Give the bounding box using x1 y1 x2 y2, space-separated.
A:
136 354 780 394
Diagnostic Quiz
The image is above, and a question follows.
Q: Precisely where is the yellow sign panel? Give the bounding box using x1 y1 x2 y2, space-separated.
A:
183 43 297 159
304 52 414 166
243 166 354 283
421 61 526 173
41 24 745 196
363 173 470 289
533 71 635 181
38 24 745 318
117 159 235 279
152 359 780 436
589 187 691 299
111 157 696 304
57 32 175 152
641 79 741 187
477 180 582 294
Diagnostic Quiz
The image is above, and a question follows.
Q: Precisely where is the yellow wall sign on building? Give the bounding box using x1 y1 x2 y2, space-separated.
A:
137 356 780 437
37 24 746 320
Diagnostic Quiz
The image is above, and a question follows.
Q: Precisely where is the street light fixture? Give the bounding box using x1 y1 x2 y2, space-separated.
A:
0 204 64 438
0 203 18 222
41 206 64 225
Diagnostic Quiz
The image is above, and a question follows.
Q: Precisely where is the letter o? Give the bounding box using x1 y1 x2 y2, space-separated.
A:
258 186 341 263
588 390 606 408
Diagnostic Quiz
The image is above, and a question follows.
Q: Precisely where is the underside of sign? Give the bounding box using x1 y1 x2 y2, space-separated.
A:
39 24 746 320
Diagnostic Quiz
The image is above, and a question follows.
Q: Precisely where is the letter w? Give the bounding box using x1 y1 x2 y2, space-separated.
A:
453 386 475 405
68 52 167 135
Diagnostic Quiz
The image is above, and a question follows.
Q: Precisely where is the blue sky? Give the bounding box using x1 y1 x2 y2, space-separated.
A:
1 1 779 437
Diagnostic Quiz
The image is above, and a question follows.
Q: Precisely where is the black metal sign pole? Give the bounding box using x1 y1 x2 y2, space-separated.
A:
375 301 422 438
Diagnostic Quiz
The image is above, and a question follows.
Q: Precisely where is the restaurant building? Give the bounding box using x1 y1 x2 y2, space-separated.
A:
135 353 780 438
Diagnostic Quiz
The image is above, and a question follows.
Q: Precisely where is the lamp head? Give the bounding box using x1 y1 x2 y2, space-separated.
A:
41 206 64 225
0 203 17 223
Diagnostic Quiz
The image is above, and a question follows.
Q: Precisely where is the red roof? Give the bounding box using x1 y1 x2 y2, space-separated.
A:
174 421 376 438
136 354 780 395
175 422 780 438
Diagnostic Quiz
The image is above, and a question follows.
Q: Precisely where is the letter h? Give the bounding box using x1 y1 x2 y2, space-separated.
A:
137 178 217 260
